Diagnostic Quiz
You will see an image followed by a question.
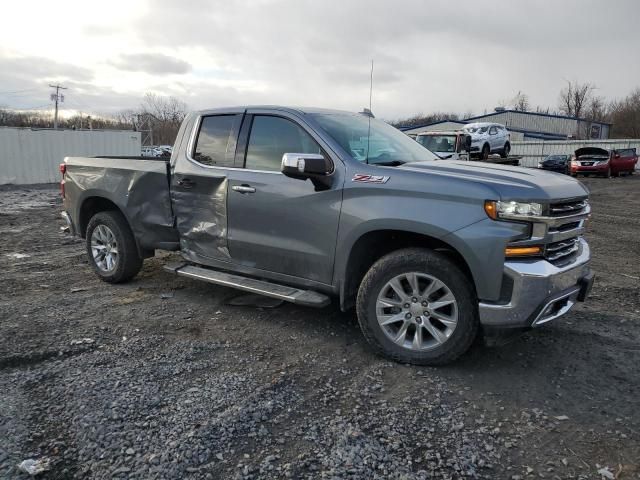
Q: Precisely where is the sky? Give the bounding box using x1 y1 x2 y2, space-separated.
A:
1 0 639 122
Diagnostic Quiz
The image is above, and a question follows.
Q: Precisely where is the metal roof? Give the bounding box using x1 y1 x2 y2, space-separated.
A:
397 119 466 131
463 109 612 125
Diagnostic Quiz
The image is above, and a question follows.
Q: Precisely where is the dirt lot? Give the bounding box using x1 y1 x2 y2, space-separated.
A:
1 176 639 479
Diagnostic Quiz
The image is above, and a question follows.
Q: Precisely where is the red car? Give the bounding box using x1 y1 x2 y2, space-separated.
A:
570 147 638 177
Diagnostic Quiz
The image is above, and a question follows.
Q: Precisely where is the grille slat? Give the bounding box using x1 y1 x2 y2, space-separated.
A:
549 200 587 216
545 237 580 265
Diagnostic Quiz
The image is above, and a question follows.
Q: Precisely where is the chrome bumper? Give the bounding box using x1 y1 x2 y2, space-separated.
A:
61 211 76 236
479 238 592 328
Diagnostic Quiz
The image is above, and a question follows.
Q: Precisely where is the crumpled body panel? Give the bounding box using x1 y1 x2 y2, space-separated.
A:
64 157 178 249
171 175 230 260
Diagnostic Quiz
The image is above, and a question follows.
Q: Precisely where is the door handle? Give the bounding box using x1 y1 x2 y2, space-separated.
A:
232 185 256 194
178 178 195 188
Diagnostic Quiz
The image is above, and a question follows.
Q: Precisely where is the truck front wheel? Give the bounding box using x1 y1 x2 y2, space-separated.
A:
86 211 143 283
356 248 478 366
481 144 490 160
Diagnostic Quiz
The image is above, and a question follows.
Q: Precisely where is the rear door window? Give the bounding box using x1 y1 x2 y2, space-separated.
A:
192 115 240 167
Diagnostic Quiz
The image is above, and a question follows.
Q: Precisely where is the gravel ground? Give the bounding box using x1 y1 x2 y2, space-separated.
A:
0 177 639 479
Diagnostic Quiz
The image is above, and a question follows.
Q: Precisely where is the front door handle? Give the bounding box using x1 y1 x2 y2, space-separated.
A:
178 178 195 188
232 185 256 194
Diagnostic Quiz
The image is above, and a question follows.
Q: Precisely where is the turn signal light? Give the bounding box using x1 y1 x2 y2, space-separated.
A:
484 200 497 220
505 246 542 257
59 163 66 175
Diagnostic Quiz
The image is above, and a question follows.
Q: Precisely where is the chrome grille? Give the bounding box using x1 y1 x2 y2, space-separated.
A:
545 237 580 265
548 199 588 216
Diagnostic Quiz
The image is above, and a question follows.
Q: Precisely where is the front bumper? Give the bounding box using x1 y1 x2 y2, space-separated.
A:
479 238 593 328
571 163 608 174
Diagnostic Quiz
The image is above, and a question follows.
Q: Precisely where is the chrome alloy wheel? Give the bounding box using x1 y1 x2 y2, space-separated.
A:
376 272 458 351
91 224 119 272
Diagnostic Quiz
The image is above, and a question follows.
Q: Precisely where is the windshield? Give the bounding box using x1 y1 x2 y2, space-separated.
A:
312 113 438 165
416 135 457 153
464 126 488 134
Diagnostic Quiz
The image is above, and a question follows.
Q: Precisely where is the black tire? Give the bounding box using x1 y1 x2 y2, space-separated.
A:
356 248 479 366
86 210 143 283
481 144 490 160
500 142 510 158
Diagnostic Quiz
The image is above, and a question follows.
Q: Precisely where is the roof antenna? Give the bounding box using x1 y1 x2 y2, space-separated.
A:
360 60 375 118
364 59 374 163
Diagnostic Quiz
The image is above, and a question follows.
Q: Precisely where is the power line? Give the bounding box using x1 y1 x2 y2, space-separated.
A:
49 84 67 129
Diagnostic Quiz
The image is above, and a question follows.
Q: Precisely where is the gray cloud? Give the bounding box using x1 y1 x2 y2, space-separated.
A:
109 53 191 75
2 0 640 119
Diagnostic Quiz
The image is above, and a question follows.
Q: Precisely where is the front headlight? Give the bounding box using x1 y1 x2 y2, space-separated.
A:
484 200 543 220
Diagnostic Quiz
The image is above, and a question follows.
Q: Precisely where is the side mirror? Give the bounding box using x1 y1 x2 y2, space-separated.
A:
281 153 332 178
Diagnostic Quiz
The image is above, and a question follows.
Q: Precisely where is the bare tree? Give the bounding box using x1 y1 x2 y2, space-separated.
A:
512 91 530 112
392 111 460 128
609 88 640 138
558 80 596 118
137 93 188 145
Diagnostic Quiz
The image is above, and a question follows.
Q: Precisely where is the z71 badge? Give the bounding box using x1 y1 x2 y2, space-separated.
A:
352 174 390 184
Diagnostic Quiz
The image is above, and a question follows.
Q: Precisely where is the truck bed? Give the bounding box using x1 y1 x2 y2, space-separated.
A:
63 156 179 251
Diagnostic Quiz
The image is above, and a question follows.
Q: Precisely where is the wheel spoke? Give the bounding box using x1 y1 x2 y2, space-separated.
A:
412 325 424 349
430 311 457 327
422 278 443 298
429 292 456 311
378 312 406 326
423 318 447 344
393 320 410 345
388 278 408 301
377 298 403 309
405 272 420 296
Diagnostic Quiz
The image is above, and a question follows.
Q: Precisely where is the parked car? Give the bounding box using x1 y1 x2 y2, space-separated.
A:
415 131 472 160
141 146 163 157
463 122 511 159
570 147 638 177
60 106 594 366
539 154 571 174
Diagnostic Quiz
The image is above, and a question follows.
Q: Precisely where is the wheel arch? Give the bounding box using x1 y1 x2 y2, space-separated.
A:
338 228 475 311
78 195 128 238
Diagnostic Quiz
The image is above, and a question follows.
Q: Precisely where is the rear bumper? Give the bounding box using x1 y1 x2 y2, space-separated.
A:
61 211 76 236
478 238 592 328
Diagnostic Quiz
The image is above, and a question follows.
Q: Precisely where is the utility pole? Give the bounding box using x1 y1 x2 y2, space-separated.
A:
49 84 67 129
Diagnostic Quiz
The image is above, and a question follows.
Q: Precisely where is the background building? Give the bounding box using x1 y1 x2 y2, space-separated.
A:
399 109 612 141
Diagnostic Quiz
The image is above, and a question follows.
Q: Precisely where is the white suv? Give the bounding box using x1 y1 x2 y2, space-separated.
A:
463 122 511 159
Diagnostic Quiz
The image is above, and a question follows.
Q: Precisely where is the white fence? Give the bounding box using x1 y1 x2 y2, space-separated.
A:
512 139 640 167
0 127 141 185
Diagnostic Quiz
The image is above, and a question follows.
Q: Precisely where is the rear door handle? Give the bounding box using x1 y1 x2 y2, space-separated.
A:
232 185 256 194
178 178 195 188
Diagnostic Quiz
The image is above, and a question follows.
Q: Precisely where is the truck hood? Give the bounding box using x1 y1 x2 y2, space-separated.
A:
399 160 588 202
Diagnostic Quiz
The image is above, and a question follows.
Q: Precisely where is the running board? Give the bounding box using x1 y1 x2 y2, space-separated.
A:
163 262 331 308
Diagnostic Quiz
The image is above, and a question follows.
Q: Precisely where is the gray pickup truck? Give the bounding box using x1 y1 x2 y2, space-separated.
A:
61 106 594 365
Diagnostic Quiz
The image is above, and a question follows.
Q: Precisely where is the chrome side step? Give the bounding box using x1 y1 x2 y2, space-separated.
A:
163 262 331 308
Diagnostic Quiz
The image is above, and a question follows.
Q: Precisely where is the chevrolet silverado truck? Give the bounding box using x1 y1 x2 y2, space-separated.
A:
60 106 594 365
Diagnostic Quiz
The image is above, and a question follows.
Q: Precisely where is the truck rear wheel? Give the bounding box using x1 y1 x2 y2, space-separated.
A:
86 211 143 283
356 248 478 366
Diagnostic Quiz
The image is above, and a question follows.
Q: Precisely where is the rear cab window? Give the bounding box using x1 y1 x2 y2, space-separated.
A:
192 115 241 167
